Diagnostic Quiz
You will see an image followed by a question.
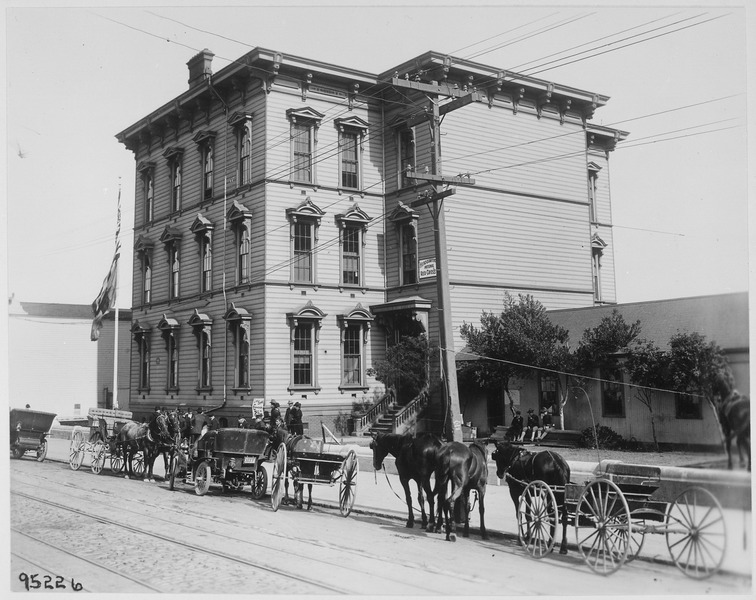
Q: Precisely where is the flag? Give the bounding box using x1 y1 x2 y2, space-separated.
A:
91 189 122 341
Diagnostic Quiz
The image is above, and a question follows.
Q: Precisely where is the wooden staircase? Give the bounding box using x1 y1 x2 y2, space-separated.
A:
367 403 402 434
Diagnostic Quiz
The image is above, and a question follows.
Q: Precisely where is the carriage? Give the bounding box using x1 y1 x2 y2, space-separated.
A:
10 408 57 462
269 428 359 517
168 427 270 499
515 460 726 578
69 409 134 475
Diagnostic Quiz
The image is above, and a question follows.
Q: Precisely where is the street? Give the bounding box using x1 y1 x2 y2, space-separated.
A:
9 454 752 596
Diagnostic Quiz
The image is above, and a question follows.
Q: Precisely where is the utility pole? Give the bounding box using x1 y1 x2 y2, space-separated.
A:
391 77 480 442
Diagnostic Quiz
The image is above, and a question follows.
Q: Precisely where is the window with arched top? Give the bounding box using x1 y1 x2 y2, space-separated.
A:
158 314 180 393
163 147 184 213
134 235 154 306
191 214 215 294
224 303 253 390
287 301 326 393
336 203 372 289
160 226 183 302
286 107 324 184
390 202 419 286
192 130 216 201
227 200 253 286
335 116 368 191
286 198 324 286
137 161 156 224
228 112 254 187
337 305 373 390
131 321 152 392
188 310 213 392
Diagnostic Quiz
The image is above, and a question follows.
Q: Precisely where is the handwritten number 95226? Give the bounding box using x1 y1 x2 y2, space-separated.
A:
18 573 82 592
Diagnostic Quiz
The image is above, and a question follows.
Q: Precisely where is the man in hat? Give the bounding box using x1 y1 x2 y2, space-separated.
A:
289 401 303 435
269 400 282 431
509 409 524 442
285 400 294 432
525 408 540 442
237 414 247 429
537 407 554 443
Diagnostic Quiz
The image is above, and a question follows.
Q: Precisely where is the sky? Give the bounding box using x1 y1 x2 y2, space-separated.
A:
2 0 753 313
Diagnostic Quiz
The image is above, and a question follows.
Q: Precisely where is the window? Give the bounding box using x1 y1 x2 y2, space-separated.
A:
131 322 151 392
160 226 183 302
286 199 324 286
587 162 602 223
287 301 325 392
601 367 625 418
138 162 156 224
164 147 184 213
592 234 607 303
286 107 324 184
399 128 415 188
675 392 703 419
158 315 180 392
228 112 254 187
538 374 558 412
336 203 372 288
188 310 213 392
192 131 216 202
335 116 368 190
338 305 373 390
135 236 154 306
390 203 419 286
224 303 252 390
192 214 215 295
227 200 253 286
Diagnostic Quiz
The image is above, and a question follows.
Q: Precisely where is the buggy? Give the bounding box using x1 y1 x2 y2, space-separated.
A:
10 408 57 462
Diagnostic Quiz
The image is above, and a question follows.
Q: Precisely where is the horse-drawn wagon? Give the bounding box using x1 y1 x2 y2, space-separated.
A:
10 408 57 462
514 459 726 578
69 409 134 475
270 427 359 517
168 427 269 499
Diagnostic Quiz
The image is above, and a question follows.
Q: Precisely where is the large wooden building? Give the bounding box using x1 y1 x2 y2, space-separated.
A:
116 48 626 429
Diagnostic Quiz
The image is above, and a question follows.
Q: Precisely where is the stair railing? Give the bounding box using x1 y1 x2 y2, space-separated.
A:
354 389 394 434
393 387 429 432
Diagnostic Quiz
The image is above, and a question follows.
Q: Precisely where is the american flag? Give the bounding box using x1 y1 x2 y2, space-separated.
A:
91 188 121 341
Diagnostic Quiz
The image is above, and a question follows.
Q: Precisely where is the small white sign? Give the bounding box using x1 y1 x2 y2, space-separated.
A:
419 258 436 279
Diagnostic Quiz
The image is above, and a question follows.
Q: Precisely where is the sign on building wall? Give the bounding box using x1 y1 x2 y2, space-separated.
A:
419 258 436 279
252 398 264 418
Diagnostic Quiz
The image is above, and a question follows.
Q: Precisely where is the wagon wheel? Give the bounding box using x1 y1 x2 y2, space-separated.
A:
665 486 726 579
517 480 558 558
36 439 48 462
132 451 146 478
11 446 24 459
168 454 179 491
270 443 287 511
110 448 123 474
194 461 212 496
69 429 85 471
575 479 631 575
250 467 268 500
91 441 107 474
621 516 646 562
339 450 359 517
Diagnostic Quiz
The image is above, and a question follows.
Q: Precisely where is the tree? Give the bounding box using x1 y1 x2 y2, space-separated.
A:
459 293 572 428
368 334 430 404
625 339 669 451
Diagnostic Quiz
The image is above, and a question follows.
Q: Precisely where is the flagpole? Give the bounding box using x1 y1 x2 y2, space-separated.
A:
112 182 121 410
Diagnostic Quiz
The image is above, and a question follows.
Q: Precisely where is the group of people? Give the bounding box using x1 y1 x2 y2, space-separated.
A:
269 400 304 435
509 406 554 444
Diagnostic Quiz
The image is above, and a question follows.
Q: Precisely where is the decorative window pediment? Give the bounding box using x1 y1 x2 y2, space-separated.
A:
338 304 374 341
228 111 254 128
334 116 369 133
335 203 372 228
131 320 151 336
137 161 156 174
286 107 325 124
160 226 183 245
591 233 607 251
587 161 603 174
287 300 327 323
188 309 212 329
157 314 180 331
389 201 418 223
134 235 154 254
286 198 325 223
190 213 215 235
163 146 184 160
224 302 252 322
192 130 216 146
227 200 253 223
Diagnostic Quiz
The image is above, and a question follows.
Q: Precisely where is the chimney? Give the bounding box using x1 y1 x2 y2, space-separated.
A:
187 49 214 87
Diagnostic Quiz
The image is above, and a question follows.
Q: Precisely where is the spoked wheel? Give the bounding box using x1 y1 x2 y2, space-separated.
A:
575 479 631 575
665 486 726 579
251 467 268 500
69 429 85 471
339 450 359 517
91 441 107 474
110 449 123 474
36 439 49 462
517 480 558 558
270 443 287 511
132 451 146 478
168 455 179 491
11 446 24 459
194 461 212 496
622 517 646 562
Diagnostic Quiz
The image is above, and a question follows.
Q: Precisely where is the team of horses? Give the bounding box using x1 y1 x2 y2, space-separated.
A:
369 431 570 547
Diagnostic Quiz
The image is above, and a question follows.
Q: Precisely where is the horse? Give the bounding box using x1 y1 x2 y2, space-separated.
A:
149 411 182 476
712 372 751 471
491 439 571 555
432 441 488 542
269 427 312 510
117 414 172 481
369 432 443 530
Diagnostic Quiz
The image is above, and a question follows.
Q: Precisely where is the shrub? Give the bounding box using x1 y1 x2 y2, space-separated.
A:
579 424 626 450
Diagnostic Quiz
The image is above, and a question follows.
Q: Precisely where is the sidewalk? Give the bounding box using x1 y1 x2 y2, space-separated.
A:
40 433 751 579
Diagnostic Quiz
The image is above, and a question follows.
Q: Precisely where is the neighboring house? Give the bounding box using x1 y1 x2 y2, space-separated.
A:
115 48 626 430
7 298 132 419
460 293 749 449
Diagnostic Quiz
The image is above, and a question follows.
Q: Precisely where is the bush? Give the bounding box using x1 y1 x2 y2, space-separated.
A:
579 424 626 450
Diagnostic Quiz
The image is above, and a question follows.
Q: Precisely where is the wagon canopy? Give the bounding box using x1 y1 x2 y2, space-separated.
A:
10 409 57 433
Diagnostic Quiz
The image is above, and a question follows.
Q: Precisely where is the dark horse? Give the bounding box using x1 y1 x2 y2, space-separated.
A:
491 439 571 554
117 414 172 481
369 432 443 529
712 371 751 471
432 441 488 542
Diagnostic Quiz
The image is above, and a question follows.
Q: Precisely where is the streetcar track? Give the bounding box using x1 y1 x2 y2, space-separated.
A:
11 530 163 593
13 474 472 589
13 490 349 595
